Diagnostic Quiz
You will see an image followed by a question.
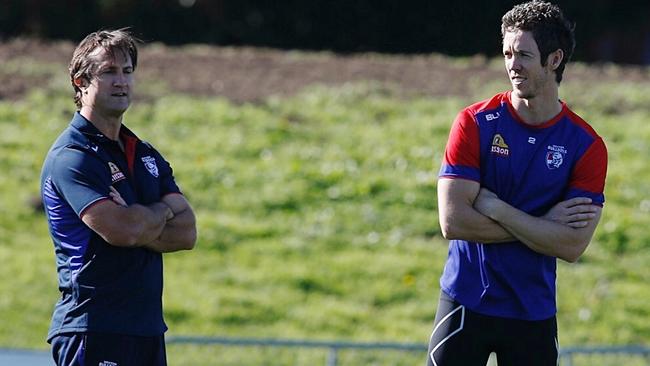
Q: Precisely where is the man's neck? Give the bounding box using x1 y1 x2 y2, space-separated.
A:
510 88 562 126
80 107 123 141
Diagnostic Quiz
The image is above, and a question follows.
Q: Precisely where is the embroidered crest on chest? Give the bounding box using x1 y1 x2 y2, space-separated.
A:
141 156 159 177
545 145 567 169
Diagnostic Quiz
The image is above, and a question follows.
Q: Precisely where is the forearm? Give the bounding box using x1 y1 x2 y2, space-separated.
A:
438 178 515 243
440 203 515 243
144 207 197 253
485 200 596 262
123 202 172 245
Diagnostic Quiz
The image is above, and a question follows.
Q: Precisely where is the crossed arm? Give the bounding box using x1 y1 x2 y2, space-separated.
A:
438 178 601 262
81 187 197 253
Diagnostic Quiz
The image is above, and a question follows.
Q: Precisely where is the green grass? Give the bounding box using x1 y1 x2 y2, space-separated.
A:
1 61 650 364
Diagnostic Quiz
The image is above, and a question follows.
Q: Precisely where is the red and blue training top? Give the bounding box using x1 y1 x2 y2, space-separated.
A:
438 91 607 320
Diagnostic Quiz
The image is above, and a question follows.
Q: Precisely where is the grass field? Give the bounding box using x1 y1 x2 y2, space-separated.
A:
1 52 649 365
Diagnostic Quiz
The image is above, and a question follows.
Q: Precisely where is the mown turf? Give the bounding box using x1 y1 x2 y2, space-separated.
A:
1 59 649 364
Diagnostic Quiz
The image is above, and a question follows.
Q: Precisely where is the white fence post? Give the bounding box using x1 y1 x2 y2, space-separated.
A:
326 347 338 366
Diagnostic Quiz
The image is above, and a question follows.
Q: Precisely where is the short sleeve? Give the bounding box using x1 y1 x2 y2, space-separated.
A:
438 109 481 181
50 146 111 216
565 137 608 205
150 147 181 197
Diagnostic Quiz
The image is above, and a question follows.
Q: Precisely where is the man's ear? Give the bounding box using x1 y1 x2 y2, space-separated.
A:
548 49 564 70
73 77 87 88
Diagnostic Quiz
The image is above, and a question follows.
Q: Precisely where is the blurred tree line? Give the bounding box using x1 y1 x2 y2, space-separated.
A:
2 0 650 64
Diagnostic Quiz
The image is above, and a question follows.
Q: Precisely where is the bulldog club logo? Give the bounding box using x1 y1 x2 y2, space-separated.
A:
141 156 159 177
546 145 567 169
490 134 510 157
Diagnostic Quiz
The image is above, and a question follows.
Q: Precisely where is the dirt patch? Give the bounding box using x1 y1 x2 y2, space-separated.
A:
137 44 506 102
1 38 649 103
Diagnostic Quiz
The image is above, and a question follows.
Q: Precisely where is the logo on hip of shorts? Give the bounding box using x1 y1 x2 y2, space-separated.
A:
108 162 126 183
141 156 159 178
99 361 118 366
490 134 510 157
546 145 567 169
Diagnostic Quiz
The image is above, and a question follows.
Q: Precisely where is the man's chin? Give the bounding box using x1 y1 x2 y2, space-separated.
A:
113 103 131 113
107 106 130 118
512 88 535 100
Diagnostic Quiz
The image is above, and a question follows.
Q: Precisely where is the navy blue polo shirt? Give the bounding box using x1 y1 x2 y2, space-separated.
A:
41 112 181 341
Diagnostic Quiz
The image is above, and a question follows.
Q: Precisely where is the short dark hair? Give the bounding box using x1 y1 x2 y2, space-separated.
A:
501 1 575 83
69 28 140 108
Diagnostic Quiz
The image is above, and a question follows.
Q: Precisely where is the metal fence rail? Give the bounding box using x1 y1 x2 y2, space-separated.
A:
560 345 650 366
1 339 649 366
166 336 423 366
166 335 650 366
0 348 53 366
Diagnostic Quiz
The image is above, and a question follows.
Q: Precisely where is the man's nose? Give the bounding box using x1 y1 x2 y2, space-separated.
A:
113 73 128 86
507 56 522 72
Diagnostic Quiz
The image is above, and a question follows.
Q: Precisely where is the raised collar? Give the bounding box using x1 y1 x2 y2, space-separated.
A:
70 111 140 142
70 112 105 139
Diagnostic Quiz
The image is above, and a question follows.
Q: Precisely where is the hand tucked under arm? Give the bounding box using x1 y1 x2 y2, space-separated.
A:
82 189 173 247
142 193 197 253
473 188 602 262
